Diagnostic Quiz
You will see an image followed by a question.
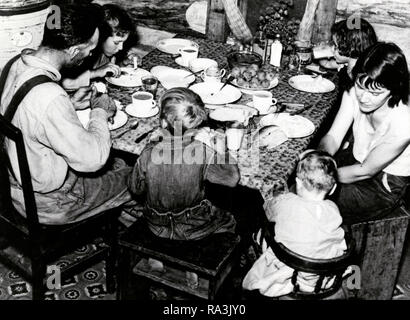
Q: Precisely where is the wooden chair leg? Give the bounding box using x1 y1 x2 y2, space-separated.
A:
116 247 130 300
31 260 46 300
105 217 118 294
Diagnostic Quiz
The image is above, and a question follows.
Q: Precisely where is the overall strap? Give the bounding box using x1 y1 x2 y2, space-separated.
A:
4 75 54 122
0 75 54 182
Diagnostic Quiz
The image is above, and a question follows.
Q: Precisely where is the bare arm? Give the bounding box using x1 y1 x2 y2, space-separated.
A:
319 58 341 70
318 90 355 155
338 136 410 183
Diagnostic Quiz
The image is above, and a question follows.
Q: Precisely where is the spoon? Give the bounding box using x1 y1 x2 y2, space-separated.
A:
210 75 235 96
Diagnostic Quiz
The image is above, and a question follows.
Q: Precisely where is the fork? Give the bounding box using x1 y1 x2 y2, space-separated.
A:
112 120 139 139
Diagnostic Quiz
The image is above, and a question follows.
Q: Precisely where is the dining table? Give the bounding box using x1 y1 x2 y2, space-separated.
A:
107 35 340 202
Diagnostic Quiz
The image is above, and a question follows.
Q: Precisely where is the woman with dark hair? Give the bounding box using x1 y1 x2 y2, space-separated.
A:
62 4 137 90
318 42 410 224
320 18 378 94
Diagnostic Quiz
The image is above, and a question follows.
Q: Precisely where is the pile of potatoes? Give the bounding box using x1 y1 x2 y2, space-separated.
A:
230 63 278 89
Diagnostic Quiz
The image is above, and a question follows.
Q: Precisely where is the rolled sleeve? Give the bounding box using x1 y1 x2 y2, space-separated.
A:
61 70 91 91
43 95 111 172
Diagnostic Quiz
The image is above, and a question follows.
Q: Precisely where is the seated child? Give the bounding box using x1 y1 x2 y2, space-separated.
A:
242 150 347 297
128 88 240 286
62 4 137 90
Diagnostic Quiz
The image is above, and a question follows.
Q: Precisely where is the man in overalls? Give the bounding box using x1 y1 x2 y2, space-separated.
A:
0 3 132 224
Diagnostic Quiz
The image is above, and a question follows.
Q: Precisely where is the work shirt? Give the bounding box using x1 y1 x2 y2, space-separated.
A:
0 50 111 194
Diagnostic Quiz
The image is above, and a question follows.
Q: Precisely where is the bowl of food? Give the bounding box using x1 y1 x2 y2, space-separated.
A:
230 63 279 93
227 51 263 70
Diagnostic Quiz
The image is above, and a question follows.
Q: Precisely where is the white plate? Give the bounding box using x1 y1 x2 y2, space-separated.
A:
259 113 315 138
232 77 279 94
106 67 151 87
209 107 251 123
156 38 199 55
77 109 128 131
246 102 277 115
125 105 159 118
225 103 258 117
150 66 195 89
288 75 335 93
190 82 242 105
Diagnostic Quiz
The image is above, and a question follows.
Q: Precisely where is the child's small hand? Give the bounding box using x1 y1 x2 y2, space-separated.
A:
195 128 226 154
194 127 212 146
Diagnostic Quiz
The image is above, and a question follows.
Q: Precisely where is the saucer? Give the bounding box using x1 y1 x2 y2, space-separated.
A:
125 105 159 118
175 57 190 68
246 102 277 115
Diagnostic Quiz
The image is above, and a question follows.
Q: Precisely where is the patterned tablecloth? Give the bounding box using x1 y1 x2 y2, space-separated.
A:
108 36 339 201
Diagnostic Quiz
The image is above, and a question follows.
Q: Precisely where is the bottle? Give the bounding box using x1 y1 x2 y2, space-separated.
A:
264 34 275 64
252 28 266 59
270 34 283 68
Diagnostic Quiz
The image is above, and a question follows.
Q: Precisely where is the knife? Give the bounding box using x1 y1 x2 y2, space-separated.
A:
278 101 305 108
134 128 155 143
290 104 313 116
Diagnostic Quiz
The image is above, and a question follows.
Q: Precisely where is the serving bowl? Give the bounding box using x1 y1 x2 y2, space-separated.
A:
227 51 263 69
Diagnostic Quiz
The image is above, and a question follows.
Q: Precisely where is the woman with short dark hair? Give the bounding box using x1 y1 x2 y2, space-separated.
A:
318 42 410 224
320 18 378 95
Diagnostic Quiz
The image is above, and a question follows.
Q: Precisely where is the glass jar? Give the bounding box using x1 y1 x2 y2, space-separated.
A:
295 42 313 66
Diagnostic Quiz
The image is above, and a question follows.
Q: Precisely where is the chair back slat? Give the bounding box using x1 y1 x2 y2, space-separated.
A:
262 221 355 298
265 222 355 274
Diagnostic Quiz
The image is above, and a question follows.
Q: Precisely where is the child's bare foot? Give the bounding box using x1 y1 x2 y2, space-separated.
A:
148 258 165 272
186 271 199 289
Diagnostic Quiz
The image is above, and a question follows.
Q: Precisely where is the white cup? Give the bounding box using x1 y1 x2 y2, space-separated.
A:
313 45 334 59
131 91 157 114
178 46 199 67
226 127 245 151
201 66 226 83
252 91 278 114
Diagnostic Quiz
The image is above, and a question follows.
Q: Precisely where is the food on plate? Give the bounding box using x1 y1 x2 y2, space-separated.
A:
209 107 251 123
258 125 288 148
231 63 278 90
93 82 107 94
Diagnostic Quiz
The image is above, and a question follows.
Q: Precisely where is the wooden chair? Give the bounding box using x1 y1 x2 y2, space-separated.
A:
0 113 120 300
117 218 241 300
260 222 356 300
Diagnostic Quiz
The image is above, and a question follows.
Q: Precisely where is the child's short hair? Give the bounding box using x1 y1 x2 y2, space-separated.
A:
297 150 338 193
331 18 377 59
159 88 207 135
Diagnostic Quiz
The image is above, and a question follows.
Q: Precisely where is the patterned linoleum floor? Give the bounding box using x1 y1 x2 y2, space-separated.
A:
0 242 115 300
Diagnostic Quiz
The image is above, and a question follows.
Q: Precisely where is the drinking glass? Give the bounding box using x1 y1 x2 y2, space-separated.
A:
141 75 159 97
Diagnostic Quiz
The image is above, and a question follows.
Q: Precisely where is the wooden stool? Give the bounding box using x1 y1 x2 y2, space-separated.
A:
349 206 410 300
117 219 241 300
